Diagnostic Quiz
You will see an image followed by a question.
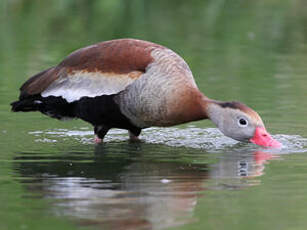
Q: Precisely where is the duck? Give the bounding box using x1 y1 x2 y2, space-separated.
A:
11 38 281 147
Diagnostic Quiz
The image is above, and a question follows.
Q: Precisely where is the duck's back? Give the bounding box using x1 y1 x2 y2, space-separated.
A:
20 39 194 99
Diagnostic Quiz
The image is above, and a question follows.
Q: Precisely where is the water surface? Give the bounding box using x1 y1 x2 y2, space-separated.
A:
1 1 307 230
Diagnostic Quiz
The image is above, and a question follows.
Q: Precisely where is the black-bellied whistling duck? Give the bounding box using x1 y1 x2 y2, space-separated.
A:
11 39 281 147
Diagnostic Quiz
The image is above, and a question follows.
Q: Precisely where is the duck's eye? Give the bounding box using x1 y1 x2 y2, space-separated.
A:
238 118 248 127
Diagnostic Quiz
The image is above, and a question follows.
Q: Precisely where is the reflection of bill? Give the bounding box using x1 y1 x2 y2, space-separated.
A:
14 149 278 230
210 151 279 183
252 151 278 177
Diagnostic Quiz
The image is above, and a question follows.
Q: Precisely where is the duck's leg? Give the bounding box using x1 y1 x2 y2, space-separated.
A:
94 125 110 143
128 128 142 142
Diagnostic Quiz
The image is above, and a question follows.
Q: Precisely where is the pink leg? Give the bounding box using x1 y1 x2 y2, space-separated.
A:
129 131 140 142
94 126 109 144
94 135 102 144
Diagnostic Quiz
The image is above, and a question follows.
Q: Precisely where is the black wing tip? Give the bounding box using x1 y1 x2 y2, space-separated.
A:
10 99 40 112
10 100 22 112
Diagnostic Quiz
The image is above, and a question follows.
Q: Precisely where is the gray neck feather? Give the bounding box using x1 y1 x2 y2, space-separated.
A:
206 102 225 130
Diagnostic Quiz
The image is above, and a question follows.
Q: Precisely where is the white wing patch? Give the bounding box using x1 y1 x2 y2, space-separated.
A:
41 71 140 102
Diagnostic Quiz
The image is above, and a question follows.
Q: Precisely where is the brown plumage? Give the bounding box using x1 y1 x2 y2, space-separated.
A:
21 39 162 96
11 38 281 147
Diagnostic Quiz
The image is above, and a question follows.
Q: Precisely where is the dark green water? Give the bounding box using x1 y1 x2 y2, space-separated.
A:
1 1 307 230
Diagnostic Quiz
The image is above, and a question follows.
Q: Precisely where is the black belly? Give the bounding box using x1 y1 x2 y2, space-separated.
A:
75 94 137 130
11 93 140 133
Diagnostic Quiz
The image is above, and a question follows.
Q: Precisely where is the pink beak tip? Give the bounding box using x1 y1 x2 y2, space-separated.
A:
268 139 283 149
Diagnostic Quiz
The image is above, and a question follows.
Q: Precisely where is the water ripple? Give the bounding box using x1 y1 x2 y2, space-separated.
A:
29 127 307 153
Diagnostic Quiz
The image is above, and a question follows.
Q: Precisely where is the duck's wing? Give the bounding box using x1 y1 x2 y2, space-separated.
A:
19 39 162 102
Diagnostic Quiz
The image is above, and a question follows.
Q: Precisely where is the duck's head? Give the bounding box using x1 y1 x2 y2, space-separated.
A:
207 101 281 148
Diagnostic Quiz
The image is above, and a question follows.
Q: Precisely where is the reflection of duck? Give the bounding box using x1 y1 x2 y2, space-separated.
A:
14 144 208 230
13 145 278 230
11 39 280 147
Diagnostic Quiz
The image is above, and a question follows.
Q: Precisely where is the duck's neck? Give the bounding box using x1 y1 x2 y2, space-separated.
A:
203 99 226 128
190 91 236 129
179 91 223 124
196 95 222 122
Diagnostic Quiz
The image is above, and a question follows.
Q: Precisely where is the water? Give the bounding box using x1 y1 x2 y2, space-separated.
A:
1 1 307 230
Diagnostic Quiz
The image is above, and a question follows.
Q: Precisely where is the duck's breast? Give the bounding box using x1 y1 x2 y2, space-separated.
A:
117 47 201 128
